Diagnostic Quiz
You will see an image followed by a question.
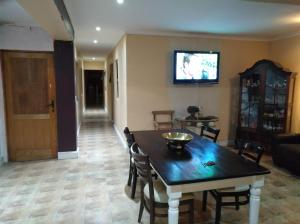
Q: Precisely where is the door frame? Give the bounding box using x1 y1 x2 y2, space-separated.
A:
0 51 8 162
1 50 58 162
83 69 105 109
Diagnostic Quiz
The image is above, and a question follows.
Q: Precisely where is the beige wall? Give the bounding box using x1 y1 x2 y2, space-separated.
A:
126 35 270 143
270 36 300 133
106 36 127 133
83 61 105 70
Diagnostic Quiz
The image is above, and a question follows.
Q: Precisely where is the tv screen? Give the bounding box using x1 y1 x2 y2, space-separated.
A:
173 50 220 84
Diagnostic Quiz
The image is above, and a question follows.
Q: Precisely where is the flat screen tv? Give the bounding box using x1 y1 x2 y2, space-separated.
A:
173 50 220 84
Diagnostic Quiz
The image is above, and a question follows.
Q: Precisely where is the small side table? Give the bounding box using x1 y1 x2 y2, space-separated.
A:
174 117 219 129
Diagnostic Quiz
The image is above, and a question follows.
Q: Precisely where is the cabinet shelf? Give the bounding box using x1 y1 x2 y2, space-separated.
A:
263 103 285 106
266 85 288 90
262 116 285 120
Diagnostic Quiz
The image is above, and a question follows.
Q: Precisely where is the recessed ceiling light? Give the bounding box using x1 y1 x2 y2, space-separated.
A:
93 40 98 44
117 0 124 4
95 26 101 31
92 57 96 60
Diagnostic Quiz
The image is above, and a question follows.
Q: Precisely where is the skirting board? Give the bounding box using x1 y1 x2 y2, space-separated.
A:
58 149 79 160
218 139 235 147
113 124 127 149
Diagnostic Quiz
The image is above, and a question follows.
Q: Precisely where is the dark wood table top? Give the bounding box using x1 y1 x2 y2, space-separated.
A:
132 129 270 186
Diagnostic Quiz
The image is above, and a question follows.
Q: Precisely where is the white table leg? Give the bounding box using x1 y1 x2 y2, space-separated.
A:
249 178 264 224
167 190 182 224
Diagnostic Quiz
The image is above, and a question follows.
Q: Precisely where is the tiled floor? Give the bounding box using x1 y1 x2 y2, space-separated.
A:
0 110 299 224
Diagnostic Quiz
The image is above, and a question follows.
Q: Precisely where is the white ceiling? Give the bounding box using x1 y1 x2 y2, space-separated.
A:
63 0 300 59
2 0 300 60
0 0 38 26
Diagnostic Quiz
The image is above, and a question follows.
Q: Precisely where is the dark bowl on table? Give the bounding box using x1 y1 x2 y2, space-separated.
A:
162 132 193 150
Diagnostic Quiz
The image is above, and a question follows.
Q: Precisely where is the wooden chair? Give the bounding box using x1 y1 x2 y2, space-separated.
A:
124 127 157 199
152 110 174 130
130 142 194 224
200 125 220 142
202 142 265 224
124 127 137 199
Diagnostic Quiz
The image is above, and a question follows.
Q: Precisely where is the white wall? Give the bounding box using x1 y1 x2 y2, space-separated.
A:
83 61 105 70
0 25 53 51
0 25 53 162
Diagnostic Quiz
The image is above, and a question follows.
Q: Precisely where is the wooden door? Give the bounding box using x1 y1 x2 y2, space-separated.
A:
3 52 57 161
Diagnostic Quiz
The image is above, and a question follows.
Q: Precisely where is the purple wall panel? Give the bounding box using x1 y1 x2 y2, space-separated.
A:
54 40 77 152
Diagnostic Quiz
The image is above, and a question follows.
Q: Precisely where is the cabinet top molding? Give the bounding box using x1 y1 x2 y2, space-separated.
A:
239 59 294 77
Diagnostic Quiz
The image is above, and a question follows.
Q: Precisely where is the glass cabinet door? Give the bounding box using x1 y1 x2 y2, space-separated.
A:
240 78 249 127
263 70 288 132
240 74 260 129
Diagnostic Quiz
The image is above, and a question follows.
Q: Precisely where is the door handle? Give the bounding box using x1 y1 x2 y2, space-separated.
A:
47 100 55 112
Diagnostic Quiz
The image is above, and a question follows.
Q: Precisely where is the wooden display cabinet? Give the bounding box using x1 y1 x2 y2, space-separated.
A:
236 59 295 150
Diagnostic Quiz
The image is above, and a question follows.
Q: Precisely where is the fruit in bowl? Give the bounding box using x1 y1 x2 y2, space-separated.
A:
162 132 193 150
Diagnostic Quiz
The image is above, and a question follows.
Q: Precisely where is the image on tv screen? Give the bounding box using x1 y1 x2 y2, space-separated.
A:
175 51 219 81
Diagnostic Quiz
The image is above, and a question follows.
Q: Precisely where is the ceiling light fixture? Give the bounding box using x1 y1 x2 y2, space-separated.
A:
93 40 98 44
117 0 124 4
95 26 101 31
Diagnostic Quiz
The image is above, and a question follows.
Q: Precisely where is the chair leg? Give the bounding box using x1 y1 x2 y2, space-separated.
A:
235 195 240 210
189 200 194 224
215 197 222 224
138 199 144 223
150 207 155 224
127 165 132 186
202 191 208 211
131 169 137 199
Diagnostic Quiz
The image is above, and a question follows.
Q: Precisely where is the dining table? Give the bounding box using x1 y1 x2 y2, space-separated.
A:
132 129 270 224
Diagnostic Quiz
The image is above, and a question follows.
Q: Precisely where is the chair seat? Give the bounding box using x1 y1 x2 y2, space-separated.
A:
144 180 193 203
216 185 250 193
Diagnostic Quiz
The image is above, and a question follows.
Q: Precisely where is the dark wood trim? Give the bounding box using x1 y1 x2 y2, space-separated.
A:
53 0 75 39
239 59 293 76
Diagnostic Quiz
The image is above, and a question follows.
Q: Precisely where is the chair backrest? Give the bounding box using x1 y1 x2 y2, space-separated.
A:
152 110 174 130
152 110 174 120
124 127 135 148
238 142 264 164
130 143 154 202
200 125 220 143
